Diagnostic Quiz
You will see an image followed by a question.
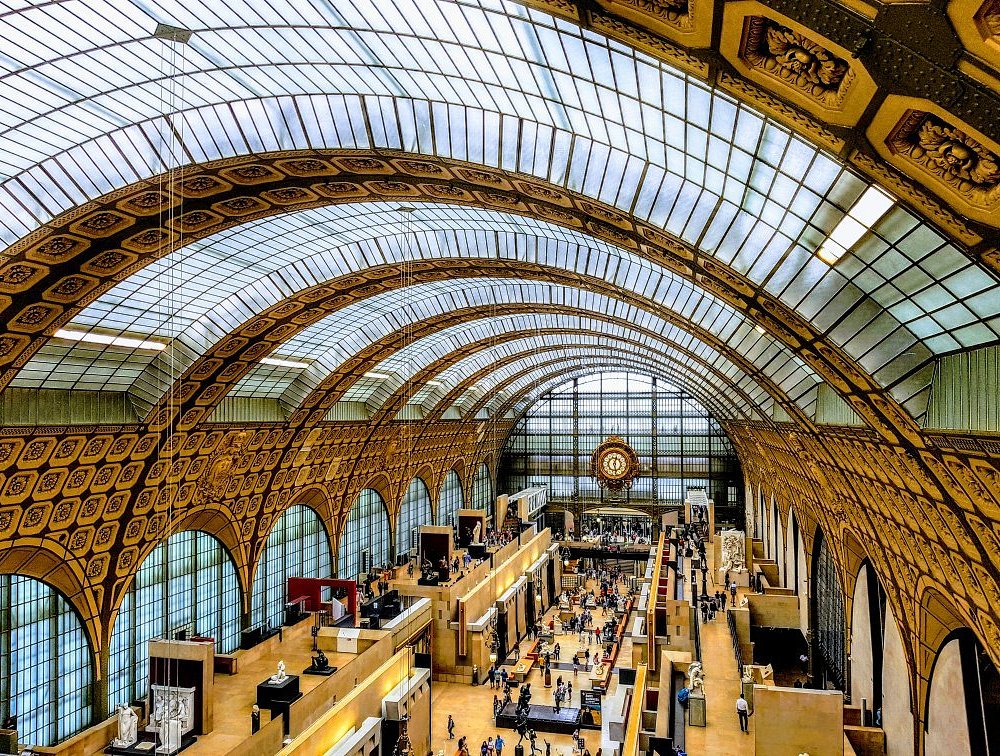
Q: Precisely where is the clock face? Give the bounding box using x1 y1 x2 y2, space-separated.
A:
600 450 629 478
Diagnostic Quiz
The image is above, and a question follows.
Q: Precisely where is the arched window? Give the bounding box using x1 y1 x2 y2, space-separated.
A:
108 531 240 710
396 478 432 558
0 575 92 747
339 489 390 580
472 463 493 517
251 505 332 630
437 469 463 527
811 529 846 691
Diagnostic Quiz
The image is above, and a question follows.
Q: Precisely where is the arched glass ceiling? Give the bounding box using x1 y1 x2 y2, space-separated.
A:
388 334 760 420
340 313 771 413
14 207 819 411
3 0 998 420
447 353 741 422
453 356 735 420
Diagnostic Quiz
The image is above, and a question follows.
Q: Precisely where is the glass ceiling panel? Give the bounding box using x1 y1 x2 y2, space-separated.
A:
443 352 741 421
462 355 740 420
228 283 778 407
2 0 997 424
389 335 760 419
15 206 818 415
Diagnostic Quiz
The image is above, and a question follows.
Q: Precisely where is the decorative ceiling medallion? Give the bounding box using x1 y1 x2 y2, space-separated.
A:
596 0 713 48
739 17 851 108
590 436 641 492
720 2 876 127
949 0 1000 78
869 96 1000 226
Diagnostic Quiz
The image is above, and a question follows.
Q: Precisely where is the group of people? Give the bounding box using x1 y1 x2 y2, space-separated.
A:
551 676 572 712
359 563 395 601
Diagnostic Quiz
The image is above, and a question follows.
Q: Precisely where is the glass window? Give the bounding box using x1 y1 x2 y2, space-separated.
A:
499 371 742 518
472 463 493 518
108 531 240 711
437 470 464 527
396 478 432 558
338 489 391 580
0 575 93 747
250 505 332 630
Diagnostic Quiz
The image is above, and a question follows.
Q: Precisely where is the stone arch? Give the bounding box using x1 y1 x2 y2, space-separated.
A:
247 485 336 610
0 539 101 656
1 151 926 446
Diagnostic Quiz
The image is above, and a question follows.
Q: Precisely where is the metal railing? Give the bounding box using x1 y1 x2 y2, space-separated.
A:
727 609 744 680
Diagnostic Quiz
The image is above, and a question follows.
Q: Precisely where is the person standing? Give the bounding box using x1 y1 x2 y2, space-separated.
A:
730 581 737 600
736 693 750 733
447 714 455 739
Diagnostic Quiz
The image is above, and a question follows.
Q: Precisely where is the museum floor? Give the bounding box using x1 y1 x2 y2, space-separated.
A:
429 567 754 756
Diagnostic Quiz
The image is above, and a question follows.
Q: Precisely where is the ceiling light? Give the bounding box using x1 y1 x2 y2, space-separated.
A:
363 371 394 380
261 357 310 369
54 328 166 351
816 185 894 265
154 23 193 43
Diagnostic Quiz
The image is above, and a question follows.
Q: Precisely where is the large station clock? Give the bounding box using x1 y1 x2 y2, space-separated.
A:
590 436 640 492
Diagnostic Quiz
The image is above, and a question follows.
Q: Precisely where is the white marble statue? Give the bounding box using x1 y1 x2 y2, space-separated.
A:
112 704 138 747
147 686 195 737
719 529 747 573
739 595 749 608
472 521 482 543
269 659 287 683
762 664 773 680
687 661 705 689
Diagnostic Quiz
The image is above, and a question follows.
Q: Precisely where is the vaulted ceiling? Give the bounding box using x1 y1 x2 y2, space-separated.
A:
2 0 999 442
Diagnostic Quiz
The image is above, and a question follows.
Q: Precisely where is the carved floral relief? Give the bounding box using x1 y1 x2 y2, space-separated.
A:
887 110 1000 203
739 17 852 107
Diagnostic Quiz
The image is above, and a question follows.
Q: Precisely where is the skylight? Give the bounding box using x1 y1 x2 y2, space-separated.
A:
817 186 895 265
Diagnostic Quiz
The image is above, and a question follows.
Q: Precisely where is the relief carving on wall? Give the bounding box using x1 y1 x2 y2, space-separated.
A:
739 17 852 107
886 110 1000 207
194 431 250 505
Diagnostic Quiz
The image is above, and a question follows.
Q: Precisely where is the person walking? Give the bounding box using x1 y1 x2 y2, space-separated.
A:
447 714 455 739
495 734 504 756
736 693 750 733
730 581 737 600
488 665 496 689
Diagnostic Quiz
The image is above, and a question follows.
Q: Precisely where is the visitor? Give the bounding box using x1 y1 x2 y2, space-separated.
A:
447 714 455 739
488 665 496 688
585 649 591 668
495 734 505 756
500 668 509 688
730 581 737 600
554 642 560 659
487 736 494 756
736 693 750 733
481 740 489 756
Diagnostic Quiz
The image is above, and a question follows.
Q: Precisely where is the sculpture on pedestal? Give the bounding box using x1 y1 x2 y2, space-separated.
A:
687 661 705 690
719 529 747 573
269 660 287 684
111 705 138 748
311 649 329 671
472 521 482 543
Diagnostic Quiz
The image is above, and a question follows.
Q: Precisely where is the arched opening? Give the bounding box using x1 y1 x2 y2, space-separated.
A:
850 561 886 722
925 628 1000 756
0 574 94 747
810 528 846 692
437 469 464 528
108 530 241 710
471 463 493 520
338 489 391 581
881 603 915 755
396 477 433 559
250 504 333 631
